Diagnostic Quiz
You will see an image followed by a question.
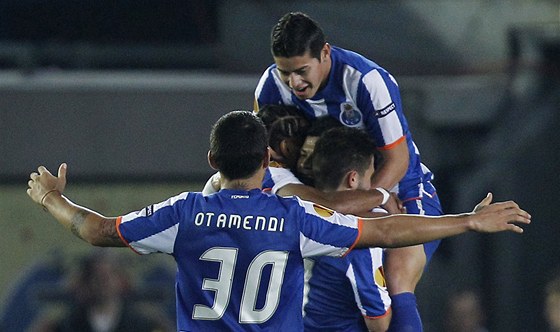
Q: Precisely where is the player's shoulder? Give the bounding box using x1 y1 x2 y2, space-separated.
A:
332 45 386 75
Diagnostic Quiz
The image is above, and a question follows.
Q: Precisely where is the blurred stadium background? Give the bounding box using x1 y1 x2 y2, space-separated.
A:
1 1 559 331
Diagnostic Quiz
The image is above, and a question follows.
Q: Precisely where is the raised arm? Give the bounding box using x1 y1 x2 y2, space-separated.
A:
27 163 126 247
356 193 531 248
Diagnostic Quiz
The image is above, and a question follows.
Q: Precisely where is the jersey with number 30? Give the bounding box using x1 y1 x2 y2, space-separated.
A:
117 188 362 332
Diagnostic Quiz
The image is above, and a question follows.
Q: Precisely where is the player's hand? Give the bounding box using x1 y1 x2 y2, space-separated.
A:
468 194 531 234
382 193 405 214
211 172 222 191
27 163 67 206
473 192 493 213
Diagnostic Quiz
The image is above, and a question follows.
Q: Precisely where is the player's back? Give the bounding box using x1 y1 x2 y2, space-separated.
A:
119 187 361 331
173 188 307 331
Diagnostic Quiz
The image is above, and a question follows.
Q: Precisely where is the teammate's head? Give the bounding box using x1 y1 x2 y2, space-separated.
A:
271 12 332 100
312 127 376 192
209 110 268 180
271 12 325 60
257 104 310 170
296 116 342 186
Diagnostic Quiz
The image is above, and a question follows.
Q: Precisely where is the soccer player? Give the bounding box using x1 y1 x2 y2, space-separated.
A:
27 110 530 331
255 12 443 330
304 126 392 332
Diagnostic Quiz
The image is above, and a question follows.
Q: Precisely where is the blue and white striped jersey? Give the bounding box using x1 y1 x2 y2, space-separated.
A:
117 188 362 332
255 45 436 200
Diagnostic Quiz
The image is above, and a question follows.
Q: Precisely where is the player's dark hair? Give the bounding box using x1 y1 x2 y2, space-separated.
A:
307 115 342 137
312 127 376 191
209 110 268 180
257 104 310 157
271 12 326 60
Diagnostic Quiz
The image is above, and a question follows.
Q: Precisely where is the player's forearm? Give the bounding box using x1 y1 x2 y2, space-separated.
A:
42 192 124 247
358 213 472 248
279 184 383 214
322 189 385 214
370 159 407 191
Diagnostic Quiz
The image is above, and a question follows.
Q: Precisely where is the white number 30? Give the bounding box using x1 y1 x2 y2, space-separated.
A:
192 247 289 324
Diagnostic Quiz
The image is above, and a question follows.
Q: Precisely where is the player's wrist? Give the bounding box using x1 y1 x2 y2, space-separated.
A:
40 189 61 211
375 187 390 206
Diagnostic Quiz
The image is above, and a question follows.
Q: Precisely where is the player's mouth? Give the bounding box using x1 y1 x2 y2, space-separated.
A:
293 86 309 98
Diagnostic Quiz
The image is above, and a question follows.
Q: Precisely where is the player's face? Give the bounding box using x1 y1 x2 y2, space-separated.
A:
297 135 319 183
274 44 331 100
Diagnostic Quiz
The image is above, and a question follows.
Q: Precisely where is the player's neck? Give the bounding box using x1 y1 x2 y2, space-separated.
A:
220 170 265 192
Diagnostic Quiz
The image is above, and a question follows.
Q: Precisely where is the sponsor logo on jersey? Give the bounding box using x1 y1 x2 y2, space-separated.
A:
231 195 250 199
339 102 363 127
312 204 335 217
375 102 395 118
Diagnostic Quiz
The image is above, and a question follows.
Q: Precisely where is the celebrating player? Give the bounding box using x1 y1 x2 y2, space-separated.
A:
27 110 530 331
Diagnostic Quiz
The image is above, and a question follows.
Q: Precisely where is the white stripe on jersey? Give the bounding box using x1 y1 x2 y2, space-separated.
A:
341 64 361 106
363 70 404 145
268 167 302 194
130 224 179 254
271 69 295 105
295 198 359 258
120 192 189 254
300 234 349 258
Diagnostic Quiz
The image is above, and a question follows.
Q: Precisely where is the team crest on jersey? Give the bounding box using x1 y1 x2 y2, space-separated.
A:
339 102 362 127
312 204 335 218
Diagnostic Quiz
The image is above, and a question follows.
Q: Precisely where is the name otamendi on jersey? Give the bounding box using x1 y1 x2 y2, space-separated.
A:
194 211 285 232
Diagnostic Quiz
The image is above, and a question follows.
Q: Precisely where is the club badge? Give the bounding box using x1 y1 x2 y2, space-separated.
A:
339 102 363 127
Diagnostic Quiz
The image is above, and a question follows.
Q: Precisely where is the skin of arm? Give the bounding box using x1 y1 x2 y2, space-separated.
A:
277 183 401 215
355 193 531 249
27 164 125 247
370 140 409 190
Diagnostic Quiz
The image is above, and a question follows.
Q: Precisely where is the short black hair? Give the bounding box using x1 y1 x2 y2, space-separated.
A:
312 127 376 191
307 115 342 137
209 110 268 180
271 12 326 60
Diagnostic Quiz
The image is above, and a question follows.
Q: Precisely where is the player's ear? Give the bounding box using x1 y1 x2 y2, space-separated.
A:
263 148 271 169
346 170 359 190
321 43 331 61
207 151 218 170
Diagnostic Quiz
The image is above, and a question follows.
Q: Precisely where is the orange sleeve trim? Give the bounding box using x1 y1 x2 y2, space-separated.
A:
378 135 406 151
342 218 363 257
115 216 141 255
364 306 392 320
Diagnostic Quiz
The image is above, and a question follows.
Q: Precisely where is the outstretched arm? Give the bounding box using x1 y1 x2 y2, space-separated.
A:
357 193 531 248
27 163 126 247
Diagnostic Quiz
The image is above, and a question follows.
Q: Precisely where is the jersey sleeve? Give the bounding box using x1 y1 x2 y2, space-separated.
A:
268 167 303 194
358 69 406 149
295 198 362 258
117 192 189 255
254 65 293 110
347 249 391 318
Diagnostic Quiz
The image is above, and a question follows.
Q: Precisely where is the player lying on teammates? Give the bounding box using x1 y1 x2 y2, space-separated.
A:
27 110 530 331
